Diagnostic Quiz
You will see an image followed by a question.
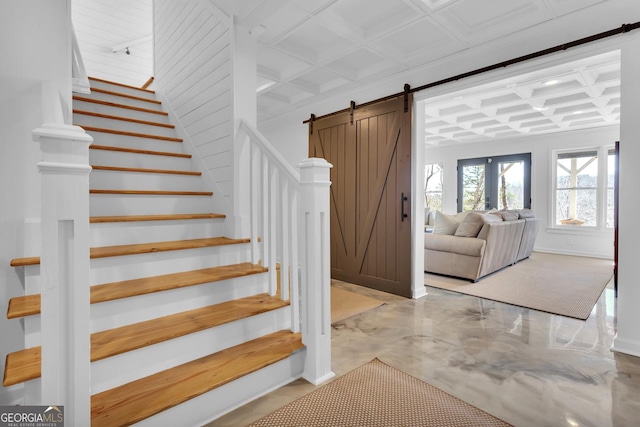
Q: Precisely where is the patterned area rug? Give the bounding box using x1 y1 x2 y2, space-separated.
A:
248 358 511 427
425 252 613 320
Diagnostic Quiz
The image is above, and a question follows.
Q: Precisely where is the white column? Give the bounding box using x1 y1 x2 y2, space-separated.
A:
33 122 93 426
299 158 335 385
613 36 640 358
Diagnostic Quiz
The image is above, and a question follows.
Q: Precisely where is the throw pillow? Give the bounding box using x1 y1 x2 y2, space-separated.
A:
433 211 460 235
492 211 519 221
517 208 535 218
454 212 485 237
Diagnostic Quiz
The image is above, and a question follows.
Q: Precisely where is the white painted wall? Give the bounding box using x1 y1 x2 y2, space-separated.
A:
72 0 153 87
0 1 72 405
613 37 640 357
153 0 234 203
422 126 618 259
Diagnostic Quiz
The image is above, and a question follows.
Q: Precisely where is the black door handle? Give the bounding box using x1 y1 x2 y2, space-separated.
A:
401 193 408 222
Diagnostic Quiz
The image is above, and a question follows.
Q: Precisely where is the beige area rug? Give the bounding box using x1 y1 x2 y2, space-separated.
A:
331 286 384 324
425 252 613 320
248 358 511 427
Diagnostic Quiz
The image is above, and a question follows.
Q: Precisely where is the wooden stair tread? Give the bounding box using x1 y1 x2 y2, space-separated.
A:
81 126 182 142
90 330 303 427
7 294 40 319
89 76 155 94
90 144 191 158
90 213 225 223
10 237 249 266
90 189 213 196
91 293 289 361
3 347 41 386
74 109 174 128
7 262 266 319
3 295 292 385
73 96 167 116
90 87 161 105
91 165 201 176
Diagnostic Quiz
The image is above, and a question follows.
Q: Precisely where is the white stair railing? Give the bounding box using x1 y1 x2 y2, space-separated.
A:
71 23 90 94
236 121 335 385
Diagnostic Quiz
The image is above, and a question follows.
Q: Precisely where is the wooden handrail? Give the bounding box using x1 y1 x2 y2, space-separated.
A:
141 76 154 90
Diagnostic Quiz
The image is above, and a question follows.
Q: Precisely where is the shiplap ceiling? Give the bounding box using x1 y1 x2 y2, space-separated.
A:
214 0 627 143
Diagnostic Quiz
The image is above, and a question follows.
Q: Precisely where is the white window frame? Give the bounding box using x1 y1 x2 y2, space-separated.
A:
551 145 614 231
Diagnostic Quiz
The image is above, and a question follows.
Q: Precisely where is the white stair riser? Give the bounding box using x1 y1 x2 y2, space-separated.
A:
89 193 214 216
74 113 177 138
90 149 192 171
133 350 305 427
90 170 204 192
74 99 169 123
90 273 268 332
91 306 290 394
90 219 226 246
85 91 164 112
88 80 157 101
89 244 251 284
22 268 265 341
88 131 184 154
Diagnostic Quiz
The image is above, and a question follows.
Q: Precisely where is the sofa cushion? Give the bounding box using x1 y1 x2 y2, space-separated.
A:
491 211 519 221
433 211 468 235
516 208 536 219
455 212 502 237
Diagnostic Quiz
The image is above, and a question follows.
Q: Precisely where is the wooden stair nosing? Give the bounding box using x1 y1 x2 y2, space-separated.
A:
90 87 162 105
73 96 167 116
73 109 175 129
90 213 226 223
90 331 303 427
89 189 213 196
3 295 291 386
90 144 191 159
10 236 250 267
81 126 182 142
7 262 267 319
91 165 201 176
89 76 156 94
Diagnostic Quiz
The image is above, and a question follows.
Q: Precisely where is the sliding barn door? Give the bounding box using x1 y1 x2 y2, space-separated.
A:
309 96 412 297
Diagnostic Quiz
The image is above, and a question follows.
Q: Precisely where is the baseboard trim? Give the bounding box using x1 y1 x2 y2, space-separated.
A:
611 334 640 358
533 248 613 260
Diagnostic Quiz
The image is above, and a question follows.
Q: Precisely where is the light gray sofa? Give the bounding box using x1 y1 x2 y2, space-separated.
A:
424 209 540 282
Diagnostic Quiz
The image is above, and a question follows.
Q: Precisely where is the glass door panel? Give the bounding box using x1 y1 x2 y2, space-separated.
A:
497 160 525 210
461 163 486 211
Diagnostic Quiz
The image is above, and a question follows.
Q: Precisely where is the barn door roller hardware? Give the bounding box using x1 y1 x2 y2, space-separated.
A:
350 100 356 124
308 113 316 135
403 84 410 113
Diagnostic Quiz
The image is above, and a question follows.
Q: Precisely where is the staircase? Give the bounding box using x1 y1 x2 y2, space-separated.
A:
3 77 306 426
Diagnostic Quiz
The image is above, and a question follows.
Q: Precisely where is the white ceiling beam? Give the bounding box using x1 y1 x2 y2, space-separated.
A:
238 0 291 32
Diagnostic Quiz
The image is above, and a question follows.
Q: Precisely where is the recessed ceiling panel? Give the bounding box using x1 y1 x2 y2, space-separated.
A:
374 17 465 64
546 0 606 16
290 68 350 93
257 47 312 80
435 0 553 45
324 48 394 80
274 19 358 63
325 0 419 39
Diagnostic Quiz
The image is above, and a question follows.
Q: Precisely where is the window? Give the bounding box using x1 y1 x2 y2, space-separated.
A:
553 146 616 228
457 153 531 212
424 163 443 212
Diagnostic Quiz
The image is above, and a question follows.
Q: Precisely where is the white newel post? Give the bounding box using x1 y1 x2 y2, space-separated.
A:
33 122 93 426
299 158 335 385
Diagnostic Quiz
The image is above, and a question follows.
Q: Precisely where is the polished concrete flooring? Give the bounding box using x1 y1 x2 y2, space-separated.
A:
208 279 640 427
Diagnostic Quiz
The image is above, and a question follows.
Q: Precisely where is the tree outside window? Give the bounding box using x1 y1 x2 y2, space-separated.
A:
425 163 443 213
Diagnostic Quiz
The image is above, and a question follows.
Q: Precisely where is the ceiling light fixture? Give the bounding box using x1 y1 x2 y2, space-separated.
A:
533 106 548 111
543 79 560 86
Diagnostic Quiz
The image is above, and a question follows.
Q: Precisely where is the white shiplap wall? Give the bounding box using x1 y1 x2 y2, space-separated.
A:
154 0 233 201
72 0 153 87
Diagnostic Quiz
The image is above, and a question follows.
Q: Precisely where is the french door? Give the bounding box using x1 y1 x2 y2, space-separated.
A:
457 153 531 212
308 95 413 297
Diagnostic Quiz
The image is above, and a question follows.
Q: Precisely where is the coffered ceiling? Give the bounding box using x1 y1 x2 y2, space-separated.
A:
215 0 634 142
